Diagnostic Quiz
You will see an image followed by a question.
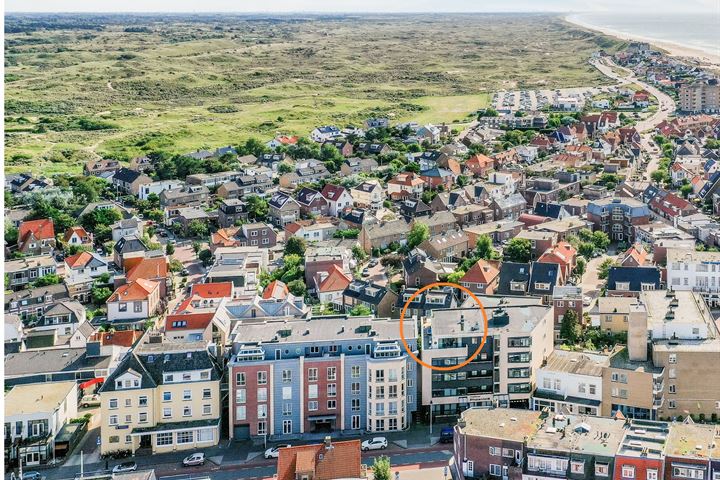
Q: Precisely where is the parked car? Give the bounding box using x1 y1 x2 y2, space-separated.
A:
264 444 291 459
80 394 101 408
181 268 190 276
440 427 454 443
361 437 388 451
182 452 205 466
22 472 42 480
112 462 137 473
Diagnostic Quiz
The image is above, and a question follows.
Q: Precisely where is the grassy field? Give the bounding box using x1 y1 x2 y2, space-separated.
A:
5 13 621 174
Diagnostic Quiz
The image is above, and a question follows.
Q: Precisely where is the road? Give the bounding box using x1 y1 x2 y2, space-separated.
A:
590 57 676 181
15 444 451 480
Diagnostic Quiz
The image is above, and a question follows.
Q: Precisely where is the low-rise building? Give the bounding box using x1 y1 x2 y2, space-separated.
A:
5 256 57 290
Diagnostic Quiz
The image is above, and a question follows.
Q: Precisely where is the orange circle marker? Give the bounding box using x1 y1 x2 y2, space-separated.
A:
398 281 489 372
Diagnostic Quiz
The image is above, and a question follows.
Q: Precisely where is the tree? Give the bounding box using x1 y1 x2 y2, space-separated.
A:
349 304 372 316
475 234 497 260
591 231 610 251
287 279 307 297
91 286 112 306
446 270 464 284
192 241 202 258
285 236 307 257
598 258 615 280
187 220 208 238
407 223 430 249
166 243 175 256
371 456 391 480
5 224 18 246
578 242 595 259
352 245 367 263
277 162 294 174
246 195 269 221
650 169 667 184
199 249 213 267
560 309 581 345
33 273 61 287
680 183 693 198
574 257 587 278
504 238 531 263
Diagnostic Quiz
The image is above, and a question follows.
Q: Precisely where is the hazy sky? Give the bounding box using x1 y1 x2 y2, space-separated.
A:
5 0 720 13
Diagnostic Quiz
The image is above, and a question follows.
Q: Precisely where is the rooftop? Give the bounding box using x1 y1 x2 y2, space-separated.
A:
458 408 543 441
528 413 628 457
5 381 77 416
541 350 609 377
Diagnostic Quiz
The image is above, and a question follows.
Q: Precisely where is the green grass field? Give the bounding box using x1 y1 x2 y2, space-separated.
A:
5 13 620 174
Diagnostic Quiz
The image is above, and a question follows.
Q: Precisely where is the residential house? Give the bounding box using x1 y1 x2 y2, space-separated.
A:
106 278 161 325
186 171 243 189
423 211 458 236
25 300 86 338
63 226 93 249
5 283 70 320
419 230 470 262
458 259 500 296
6 256 57 290
311 125 341 142
430 189 471 213
393 287 457 319
464 220 524 246
268 191 301 227
4 344 114 387
276 440 364 480
595 297 639 333
619 244 648 267
464 154 495 177
17 219 56 256
419 166 455 190
399 199 432 220
211 223 277 250
322 140 353 157
304 244 352 290
313 265 352 310
350 181 384 210
296 187 329 217
359 219 410 254
111 218 144 243
490 193 527 220
537 241 577 284
138 180 185 201
4 381 78 467
129 155 153 172
587 198 651 242
516 230 559 260
217 199 248 228
552 285 584 330
355 142 391 156
112 168 152 195
402 248 455 287
64 251 109 302
159 185 209 208
606 266 661 297
387 172 425 200
216 175 272 199
416 124 441 144
84 159 121 177
320 184 354 216
279 163 330 189
123 256 171 299
342 280 399 317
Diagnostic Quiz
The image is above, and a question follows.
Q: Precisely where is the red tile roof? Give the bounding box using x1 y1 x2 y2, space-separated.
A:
165 312 214 331
518 213 551 228
65 251 95 269
126 257 168 281
19 218 55 243
622 243 648 266
191 282 233 298
276 440 362 480
320 184 348 202
318 265 351 293
538 241 576 267
63 226 91 243
108 278 159 302
89 330 143 347
460 259 500 285
263 280 289 300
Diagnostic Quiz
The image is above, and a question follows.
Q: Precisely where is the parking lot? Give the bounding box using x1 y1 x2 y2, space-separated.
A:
491 85 612 112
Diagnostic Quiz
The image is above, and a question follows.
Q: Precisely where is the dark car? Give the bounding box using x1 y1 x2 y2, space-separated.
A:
439 427 454 443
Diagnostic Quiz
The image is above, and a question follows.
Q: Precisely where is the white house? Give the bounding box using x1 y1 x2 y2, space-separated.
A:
5 381 78 466
64 251 109 302
111 217 144 243
310 126 341 143
532 350 606 416
553 96 583 112
592 99 611 109
666 248 720 306
320 184 354 216
106 279 161 324
350 180 384 210
138 180 185 200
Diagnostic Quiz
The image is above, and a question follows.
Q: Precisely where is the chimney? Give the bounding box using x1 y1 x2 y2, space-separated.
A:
324 436 332 450
459 314 465 331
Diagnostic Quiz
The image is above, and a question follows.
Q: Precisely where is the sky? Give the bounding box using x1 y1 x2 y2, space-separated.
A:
5 0 720 13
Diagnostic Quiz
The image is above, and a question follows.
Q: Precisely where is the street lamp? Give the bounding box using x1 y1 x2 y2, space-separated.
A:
429 400 433 437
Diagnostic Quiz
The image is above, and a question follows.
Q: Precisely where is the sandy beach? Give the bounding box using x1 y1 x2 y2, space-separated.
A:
565 14 720 70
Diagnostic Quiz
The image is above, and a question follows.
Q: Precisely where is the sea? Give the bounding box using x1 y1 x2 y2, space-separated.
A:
567 13 720 58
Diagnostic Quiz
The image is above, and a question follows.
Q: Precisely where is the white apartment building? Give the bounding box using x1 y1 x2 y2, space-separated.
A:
666 248 720 306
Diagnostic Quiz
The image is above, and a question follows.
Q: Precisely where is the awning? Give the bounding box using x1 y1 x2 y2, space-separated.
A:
131 418 220 436
79 377 104 389
308 415 337 422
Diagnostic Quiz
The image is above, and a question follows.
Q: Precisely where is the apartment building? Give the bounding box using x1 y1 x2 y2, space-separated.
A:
5 256 57 290
98 342 221 455
679 80 720 113
666 248 720 306
453 409 720 480
587 198 651 242
227 316 418 441
421 297 554 417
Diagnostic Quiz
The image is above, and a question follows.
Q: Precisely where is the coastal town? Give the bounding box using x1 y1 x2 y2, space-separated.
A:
4 25 720 480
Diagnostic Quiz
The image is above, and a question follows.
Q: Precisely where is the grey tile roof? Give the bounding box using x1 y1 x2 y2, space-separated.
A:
5 347 111 377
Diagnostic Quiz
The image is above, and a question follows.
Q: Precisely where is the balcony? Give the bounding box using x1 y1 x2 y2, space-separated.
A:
653 381 664 394
653 396 665 408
